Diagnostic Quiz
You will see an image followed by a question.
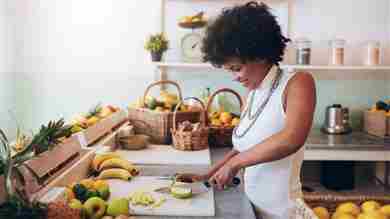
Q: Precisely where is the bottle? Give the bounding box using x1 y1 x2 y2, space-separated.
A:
329 39 346 65
295 38 311 65
364 41 381 66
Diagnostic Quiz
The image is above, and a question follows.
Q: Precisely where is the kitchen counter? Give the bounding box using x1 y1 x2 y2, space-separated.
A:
135 147 256 219
305 129 390 151
304 130 390 161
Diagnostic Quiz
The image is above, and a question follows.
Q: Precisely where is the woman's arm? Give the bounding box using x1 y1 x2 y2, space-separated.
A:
211 72 316 188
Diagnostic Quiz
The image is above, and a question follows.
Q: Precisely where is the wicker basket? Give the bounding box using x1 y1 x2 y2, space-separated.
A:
305 194 390 213
128 80 200 144
171 97 209 151
206 88 243 148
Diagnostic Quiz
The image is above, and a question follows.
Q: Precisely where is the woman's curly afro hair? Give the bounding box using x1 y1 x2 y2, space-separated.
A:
202 1 290 67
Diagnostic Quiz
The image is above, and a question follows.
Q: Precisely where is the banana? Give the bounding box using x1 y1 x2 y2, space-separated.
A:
98 158 139 176
91 153 121 171
97 168 132 181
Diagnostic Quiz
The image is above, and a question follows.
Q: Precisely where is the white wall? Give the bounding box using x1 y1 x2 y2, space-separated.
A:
10 0 163 131
8 0 390 130
0 1 16 137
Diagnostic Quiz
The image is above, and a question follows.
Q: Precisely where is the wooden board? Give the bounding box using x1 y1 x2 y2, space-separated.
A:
107 176 215 217
96 145 211 166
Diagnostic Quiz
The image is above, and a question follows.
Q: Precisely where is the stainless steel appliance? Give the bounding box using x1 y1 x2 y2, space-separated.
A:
321 104 352 134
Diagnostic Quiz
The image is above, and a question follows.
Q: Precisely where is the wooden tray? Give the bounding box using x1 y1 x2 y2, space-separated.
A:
77 109 128 147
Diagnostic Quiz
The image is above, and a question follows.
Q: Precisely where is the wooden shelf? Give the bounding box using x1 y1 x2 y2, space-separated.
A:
153 62 390 71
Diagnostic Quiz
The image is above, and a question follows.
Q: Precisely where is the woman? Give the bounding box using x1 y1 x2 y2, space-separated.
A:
199 2 316 219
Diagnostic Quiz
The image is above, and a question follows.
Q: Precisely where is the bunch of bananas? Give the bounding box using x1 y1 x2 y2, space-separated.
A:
91 153 139 181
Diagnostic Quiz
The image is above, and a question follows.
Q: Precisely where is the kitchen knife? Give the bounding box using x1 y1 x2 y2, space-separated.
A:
157 173 241 188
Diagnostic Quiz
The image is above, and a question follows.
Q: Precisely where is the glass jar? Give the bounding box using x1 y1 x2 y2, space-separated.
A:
329 39 346 65
295 38 311 65
364 41 381 66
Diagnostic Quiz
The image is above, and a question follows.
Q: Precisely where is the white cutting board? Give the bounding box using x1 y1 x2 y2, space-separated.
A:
99 145 211 166
107 176 215 217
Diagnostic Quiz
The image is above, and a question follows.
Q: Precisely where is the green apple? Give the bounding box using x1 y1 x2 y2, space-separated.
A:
69 199 83 210
97 186 110 200
83 197 107 219
106 198 129 216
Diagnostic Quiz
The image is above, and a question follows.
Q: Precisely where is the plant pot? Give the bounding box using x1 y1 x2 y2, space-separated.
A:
151 52 163 62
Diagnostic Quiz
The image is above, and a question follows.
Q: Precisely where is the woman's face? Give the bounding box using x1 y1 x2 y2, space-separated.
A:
223 58 271 90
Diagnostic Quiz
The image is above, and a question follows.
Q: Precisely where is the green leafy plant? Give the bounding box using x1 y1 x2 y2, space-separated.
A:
145 33 169 53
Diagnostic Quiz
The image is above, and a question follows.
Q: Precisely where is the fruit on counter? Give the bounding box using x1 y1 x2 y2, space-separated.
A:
314 201 390 219
129 191 156 206
331 212 356 219
179 11 206 24
92 153 122 172
129 92 191 113
69 199 84 210
106 198 130 217
97 168 133 181
64 187 76 201
313 206 330 219
209 111 240 127
47 200 83 219
361 201 381 213
98 158 139 176
357 211 387 219
380 205 390 216
80 178 96 190
70 103 119 133
336 202 361 216
94 180 111 200
170 186 192 199
73 183 89 202
84 197 107 219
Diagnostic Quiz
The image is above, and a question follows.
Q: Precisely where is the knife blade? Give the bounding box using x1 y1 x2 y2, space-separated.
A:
154 181 210 196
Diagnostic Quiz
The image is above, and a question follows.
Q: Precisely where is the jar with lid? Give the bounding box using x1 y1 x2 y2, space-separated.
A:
364 41 381 66
295 38 311 65
329 39 346 65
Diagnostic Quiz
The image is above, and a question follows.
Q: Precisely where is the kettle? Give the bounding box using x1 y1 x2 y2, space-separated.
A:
321 104 352 134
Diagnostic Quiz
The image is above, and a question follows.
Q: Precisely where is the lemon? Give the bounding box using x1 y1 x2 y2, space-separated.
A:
380 204 390 216
336 202 361 216
170 186 192 199
358 211 386 219
332 212 356 219
313 206 330 219
361 201 381 213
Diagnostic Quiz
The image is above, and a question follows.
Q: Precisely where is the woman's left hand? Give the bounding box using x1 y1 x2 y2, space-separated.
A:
209 160 240 190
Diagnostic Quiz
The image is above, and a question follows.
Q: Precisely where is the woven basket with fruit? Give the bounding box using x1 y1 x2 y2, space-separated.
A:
206 88 243 148
171 97 209 151
301 195 390 219
128 80 201 144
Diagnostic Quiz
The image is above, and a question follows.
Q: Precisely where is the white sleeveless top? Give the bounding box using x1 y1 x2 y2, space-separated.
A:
232 65 304 219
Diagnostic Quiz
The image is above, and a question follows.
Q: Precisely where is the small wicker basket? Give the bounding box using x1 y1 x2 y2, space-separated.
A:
171 97 209 151
128 80 200 144
206 88 243 148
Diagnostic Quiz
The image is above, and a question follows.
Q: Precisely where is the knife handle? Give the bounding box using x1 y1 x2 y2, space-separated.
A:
204 177 241 188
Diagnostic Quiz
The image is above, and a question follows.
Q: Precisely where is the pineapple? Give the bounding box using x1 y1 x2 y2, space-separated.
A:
47 200 82 219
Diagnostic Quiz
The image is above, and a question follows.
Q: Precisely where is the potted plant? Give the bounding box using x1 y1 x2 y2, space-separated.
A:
145 33 169 62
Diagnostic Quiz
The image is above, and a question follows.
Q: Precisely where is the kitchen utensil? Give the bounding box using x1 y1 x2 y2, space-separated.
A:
321 104 352 134
154 181 210 196
157 173 241 188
